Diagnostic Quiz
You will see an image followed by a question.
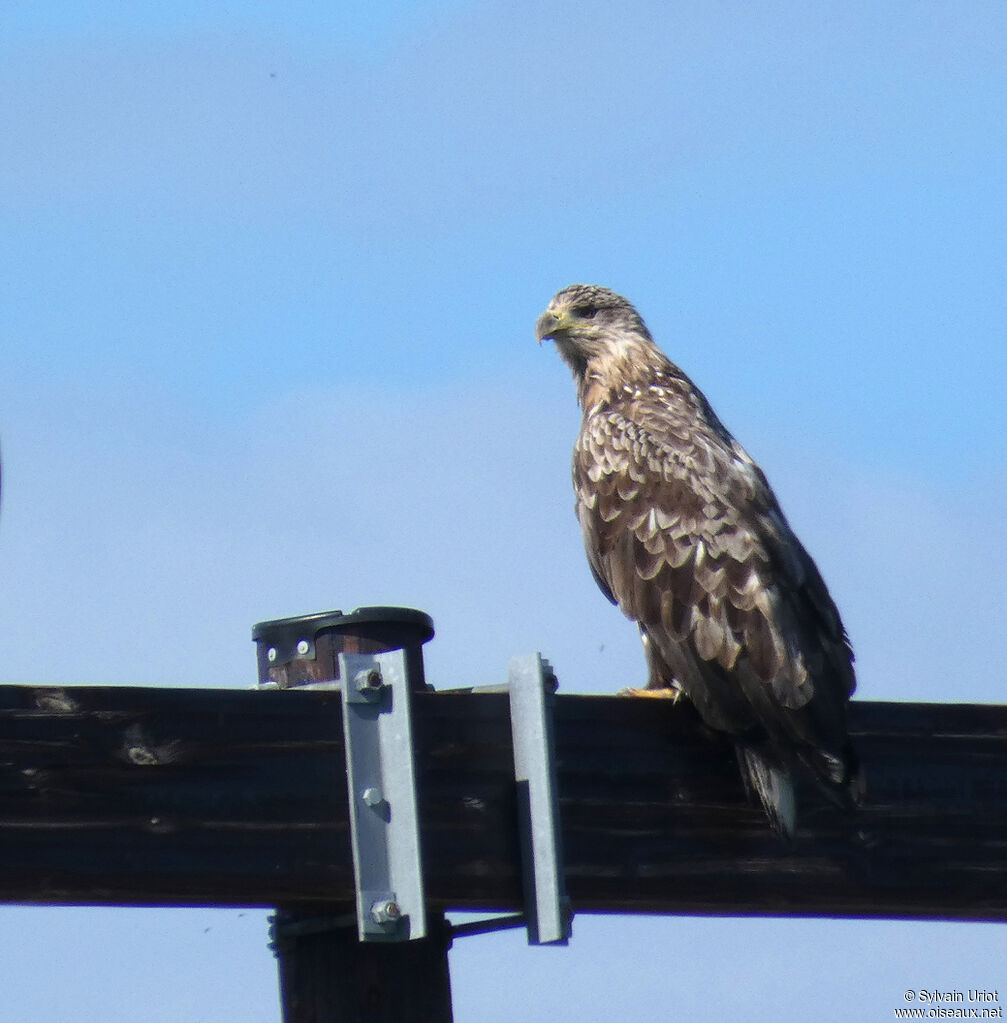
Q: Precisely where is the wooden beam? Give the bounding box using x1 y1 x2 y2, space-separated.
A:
0 683 1004 921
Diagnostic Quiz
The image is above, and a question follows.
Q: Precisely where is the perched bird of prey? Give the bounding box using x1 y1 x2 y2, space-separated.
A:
537 284 860 836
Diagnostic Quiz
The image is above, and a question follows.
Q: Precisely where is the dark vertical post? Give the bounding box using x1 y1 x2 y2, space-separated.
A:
253 607 453 1023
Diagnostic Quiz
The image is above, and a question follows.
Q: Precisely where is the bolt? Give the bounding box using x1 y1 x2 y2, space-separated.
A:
354 668 383 694
362 786 383 807
296 639 310 656
267 647 277 663
370 899 401 924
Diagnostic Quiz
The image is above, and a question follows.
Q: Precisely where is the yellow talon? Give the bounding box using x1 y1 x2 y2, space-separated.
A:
617 686 682 702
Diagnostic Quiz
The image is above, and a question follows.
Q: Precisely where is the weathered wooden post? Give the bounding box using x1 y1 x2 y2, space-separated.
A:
253 607 454 1023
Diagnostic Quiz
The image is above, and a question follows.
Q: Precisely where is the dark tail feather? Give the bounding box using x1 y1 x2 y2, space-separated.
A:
800 740 864 813
736 745 796 839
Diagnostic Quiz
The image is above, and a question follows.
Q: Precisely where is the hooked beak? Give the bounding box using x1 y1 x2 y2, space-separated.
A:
535 308 568 345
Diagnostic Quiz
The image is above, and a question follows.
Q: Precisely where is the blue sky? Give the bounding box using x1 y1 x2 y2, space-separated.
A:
1 2 1005 1020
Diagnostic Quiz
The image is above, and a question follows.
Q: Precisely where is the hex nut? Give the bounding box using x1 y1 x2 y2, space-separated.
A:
354 668 383 694
370 899 401 924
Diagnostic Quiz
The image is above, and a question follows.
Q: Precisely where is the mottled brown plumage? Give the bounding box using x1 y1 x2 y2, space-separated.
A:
537 284 860 836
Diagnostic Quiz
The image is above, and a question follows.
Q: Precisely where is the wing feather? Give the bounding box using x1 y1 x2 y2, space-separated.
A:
573 369 858 822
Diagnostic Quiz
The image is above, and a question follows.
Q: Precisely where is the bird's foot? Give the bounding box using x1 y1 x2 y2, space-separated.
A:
617 685 682 702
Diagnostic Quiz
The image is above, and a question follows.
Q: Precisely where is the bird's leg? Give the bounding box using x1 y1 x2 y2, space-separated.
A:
618 626 683 699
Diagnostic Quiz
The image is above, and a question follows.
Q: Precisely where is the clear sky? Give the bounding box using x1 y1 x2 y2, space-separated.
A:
1 2 1005 1020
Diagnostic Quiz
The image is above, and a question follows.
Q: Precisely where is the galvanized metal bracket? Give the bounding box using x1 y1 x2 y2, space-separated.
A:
508 653 572 946
339 649 426 942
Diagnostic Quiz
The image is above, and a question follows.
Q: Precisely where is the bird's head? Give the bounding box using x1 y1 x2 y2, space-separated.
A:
536 284 656 390
536 284 650 346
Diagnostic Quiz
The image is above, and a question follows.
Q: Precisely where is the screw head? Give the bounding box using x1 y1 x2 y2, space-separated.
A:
267 647 277 663
296 639 310 656
362 786 383 807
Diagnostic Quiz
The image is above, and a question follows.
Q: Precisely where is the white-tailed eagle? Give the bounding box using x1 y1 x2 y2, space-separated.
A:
537 284 860 836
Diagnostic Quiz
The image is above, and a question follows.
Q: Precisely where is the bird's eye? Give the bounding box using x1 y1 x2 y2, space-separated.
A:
572 304 597 319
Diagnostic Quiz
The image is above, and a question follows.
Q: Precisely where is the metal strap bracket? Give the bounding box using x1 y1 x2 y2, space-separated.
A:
339 649 426 942
508 653 572 945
